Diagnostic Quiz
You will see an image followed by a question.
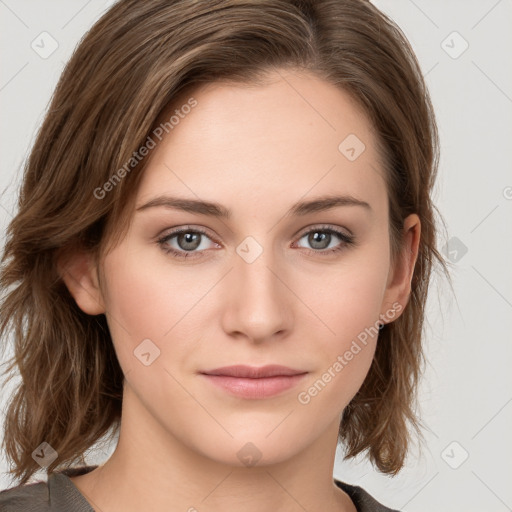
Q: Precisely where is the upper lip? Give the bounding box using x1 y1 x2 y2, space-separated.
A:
201 365 307 378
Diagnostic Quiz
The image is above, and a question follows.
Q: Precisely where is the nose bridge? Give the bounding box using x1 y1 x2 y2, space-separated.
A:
221 234 291 341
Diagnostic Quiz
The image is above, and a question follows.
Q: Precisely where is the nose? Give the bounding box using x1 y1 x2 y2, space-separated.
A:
220 242 293 344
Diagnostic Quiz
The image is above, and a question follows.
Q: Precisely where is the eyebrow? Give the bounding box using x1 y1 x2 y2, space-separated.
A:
136 194 372 219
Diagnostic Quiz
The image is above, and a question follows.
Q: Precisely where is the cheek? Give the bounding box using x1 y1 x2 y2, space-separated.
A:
291 254 389 410
296 253 389 347
100 250 207 372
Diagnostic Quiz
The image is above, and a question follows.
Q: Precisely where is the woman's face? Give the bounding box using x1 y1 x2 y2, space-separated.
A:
70 68 418 467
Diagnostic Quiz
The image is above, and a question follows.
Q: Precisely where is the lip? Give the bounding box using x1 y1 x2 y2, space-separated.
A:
200 365 308 399
202 364 306 378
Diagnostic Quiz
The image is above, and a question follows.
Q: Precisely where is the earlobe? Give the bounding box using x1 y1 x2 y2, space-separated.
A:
381 214 421 322
57 248 106 315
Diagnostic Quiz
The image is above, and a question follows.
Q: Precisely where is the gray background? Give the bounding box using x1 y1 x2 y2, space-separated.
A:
1 1 511 510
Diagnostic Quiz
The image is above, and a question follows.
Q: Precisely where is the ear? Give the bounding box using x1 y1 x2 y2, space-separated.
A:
57 247 106 315
380 213 421 323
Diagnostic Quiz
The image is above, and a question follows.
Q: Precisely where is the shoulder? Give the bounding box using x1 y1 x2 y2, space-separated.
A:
0 478 50 512
0 466 97 512
335 479 401 512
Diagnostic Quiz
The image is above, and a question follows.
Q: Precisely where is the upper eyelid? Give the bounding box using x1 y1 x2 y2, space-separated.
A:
295 224 352 238
159 225 217 242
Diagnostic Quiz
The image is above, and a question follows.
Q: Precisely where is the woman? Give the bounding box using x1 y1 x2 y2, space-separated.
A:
0 0 449 510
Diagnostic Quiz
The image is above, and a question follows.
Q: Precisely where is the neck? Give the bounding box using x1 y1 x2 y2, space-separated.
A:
71 384 356 512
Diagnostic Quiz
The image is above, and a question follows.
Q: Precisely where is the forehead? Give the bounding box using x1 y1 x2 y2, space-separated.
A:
136 69 387 217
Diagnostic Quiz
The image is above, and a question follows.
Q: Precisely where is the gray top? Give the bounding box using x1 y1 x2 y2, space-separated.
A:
0 465 400 511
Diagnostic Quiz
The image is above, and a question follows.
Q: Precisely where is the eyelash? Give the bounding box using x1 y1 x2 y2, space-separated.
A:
157 225 356 260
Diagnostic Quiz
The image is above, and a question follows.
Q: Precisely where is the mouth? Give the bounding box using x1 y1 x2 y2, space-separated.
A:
199 365 308 399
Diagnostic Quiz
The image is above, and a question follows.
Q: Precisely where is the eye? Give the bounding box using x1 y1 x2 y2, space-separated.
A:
157 224 356 260
157 226 219 259
293 225 355 256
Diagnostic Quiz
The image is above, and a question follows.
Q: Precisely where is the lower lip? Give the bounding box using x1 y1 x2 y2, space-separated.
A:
201 373 308 399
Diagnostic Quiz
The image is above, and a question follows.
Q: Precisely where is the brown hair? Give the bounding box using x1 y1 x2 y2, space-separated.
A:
0 0 451 486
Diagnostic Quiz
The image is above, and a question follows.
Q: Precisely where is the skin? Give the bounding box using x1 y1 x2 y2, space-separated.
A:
60 68 420 512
